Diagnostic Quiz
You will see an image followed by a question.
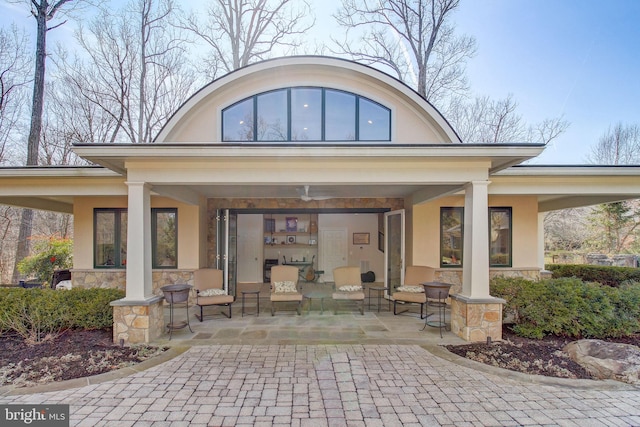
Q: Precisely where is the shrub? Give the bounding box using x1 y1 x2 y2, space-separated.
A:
17 236 73 285
546 264 640 288
490 277 640 339
0 288 124 344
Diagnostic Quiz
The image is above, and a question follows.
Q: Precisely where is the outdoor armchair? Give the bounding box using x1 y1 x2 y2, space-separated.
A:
331 266 365 315
270 265 303 315
392 265 435 319
193 268 234 321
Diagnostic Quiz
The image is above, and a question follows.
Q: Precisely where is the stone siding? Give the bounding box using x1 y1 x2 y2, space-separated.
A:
112 298 164 345
450 296 504 342
433 268 540 297
71 269 194 296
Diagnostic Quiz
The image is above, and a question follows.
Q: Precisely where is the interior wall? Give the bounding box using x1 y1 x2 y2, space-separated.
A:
319 213 384 280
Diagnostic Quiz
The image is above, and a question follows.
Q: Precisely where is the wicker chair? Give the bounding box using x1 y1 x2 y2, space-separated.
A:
270 265 303 315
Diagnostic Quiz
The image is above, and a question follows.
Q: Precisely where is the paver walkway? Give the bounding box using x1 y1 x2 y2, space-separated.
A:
2 344 639 427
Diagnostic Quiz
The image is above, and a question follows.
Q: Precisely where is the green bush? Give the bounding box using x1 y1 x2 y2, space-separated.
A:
17 236 73 285
490 277 640 339
546 264 640 288
0 288 124 343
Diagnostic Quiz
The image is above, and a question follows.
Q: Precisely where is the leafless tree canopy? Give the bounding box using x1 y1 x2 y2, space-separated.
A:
587 122 640 165
54 0 197 143
179 0 315 80
333 0 476 103
445 94 569 144
0 25 30 165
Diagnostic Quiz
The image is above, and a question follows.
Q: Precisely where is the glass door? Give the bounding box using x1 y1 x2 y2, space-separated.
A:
384 209 405 296
216 209 238 296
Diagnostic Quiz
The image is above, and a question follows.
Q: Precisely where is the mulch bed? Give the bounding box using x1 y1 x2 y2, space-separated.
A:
0 329 166 388
445 327 640 379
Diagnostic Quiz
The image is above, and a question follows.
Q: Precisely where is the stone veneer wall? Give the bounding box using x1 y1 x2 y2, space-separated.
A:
112 297 164 344
207 198 404 267
71 269 195 300
450 296 504 342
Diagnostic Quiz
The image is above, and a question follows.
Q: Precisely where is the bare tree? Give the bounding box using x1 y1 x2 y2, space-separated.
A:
10 0 82 284
333 0 475 103
446 94 569 144
0 25 30 165
179 0 315 80
57 0 196 143
587 122 640 165
584 122 640 254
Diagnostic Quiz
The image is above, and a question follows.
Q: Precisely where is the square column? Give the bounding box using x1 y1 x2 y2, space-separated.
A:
124 181 153 300
462 180 490 298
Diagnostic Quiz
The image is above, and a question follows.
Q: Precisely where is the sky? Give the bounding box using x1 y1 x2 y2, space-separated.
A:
1 0 639 165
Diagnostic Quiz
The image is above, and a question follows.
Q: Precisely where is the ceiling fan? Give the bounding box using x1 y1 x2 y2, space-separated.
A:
298 185 333 201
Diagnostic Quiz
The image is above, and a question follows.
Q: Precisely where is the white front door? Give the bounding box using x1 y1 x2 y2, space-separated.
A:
319 228 347 282
237 214 262 283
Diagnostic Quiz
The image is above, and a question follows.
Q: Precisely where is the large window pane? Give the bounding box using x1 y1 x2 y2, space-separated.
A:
490 207 512 267
95 211 116 267
222 98 253 141
291 88 321 141
257 90 288 141
441 207 463 267
325 90 356 140
359 98 390 141
153 209 177 268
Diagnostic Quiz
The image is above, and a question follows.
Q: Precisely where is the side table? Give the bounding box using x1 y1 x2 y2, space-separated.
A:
304 291 328 314
368 286 390 312
242 290 260 317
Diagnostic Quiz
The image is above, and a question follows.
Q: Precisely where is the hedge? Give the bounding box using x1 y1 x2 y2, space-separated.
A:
0 288 125 343
490 276 640 339
545 264 640 288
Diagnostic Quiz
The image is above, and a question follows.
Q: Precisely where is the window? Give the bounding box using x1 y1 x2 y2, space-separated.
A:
440 207 463 267
221 87 391 142
489 207 512 267
94 209 127 268
439 206 513 268
152 208 178 268
94 208 177 269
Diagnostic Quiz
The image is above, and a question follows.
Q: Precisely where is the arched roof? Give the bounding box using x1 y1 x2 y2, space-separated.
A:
155 56 462 144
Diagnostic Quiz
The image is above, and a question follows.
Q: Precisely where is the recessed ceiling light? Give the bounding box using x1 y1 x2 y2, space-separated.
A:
303 104 308 108
239 120 244 124
367 120 373 124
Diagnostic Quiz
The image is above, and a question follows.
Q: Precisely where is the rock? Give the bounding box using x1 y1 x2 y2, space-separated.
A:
563 339 640 384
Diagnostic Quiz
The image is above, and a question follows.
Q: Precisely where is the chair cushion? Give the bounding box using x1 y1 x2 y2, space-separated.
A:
273 281 297 293
271 293 303 302
199 288 227 297
197 294 234 305
396 286 424 293
332 291 365 300
392 291 426 304
338 285 363 292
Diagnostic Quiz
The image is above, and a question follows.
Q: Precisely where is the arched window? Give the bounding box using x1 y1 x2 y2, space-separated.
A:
222 87 391 142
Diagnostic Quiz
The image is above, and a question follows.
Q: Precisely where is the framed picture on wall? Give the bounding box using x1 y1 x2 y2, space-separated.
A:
286 217 298 232
353 232 370 245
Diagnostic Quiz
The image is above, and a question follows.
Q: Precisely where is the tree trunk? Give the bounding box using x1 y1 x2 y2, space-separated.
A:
11 6 48 284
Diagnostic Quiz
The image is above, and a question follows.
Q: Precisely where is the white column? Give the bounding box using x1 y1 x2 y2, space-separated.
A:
538 212 546 271
462 181 490 298
124 181 152 300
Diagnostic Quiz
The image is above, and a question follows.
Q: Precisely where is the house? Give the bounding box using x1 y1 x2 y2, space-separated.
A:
1 56 639 344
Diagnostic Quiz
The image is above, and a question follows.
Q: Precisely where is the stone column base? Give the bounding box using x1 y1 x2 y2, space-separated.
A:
111 296 164 345
450 294 505 342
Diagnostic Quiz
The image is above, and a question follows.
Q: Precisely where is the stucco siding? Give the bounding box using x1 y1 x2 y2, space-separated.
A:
411 195 539 270
159 61 456 144
72 196 201 270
